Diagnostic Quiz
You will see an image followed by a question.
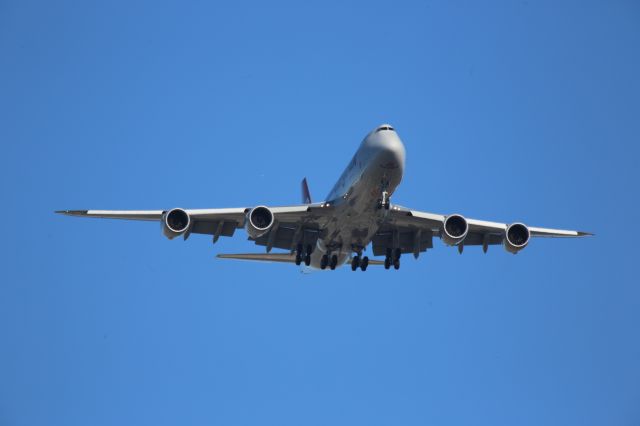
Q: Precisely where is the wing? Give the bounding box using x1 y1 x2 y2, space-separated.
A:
372 205 592 257
56 208 247 241
55 204 333 248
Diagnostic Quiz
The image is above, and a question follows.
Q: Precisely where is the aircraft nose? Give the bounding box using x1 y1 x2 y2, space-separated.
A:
373 129 405 172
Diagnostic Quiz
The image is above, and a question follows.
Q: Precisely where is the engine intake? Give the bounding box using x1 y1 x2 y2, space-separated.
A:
246 206 275 239
162 208 191 239
504 223 530 254
442 214 468 246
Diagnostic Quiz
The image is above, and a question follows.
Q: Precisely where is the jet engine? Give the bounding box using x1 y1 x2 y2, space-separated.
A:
246 206 275 239
442 214 469 246
162 208 191 239
504 223 530 254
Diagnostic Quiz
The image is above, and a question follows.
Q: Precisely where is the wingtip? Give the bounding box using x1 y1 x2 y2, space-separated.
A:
55 210 88 216
578 231 594 237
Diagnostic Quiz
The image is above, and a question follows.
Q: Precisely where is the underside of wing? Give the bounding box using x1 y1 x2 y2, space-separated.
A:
379 204 592 256
56 204 334 247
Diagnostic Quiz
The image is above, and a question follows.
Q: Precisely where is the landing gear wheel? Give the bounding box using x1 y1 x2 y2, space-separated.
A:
304 244 313 266
295 243 303 266
393 259 400 270
330 254 338 270
360 256 369 271
351 256 360 271
394 248 401 261
320 255 328 270
384 256 391 270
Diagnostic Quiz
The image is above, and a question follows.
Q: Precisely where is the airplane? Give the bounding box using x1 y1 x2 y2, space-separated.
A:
56 124 592 271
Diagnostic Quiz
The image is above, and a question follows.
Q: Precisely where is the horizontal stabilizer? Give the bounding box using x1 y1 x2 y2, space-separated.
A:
217 252 387 267
217 253 298 263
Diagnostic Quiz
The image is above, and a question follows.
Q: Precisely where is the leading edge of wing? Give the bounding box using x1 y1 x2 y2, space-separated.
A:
528 226 594 238
55 203 332 221
55 209 163 220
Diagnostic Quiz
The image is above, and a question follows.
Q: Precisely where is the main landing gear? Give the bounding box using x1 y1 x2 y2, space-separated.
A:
320 254 339 270
295 243 313 266
350 254 369 272
384 248 401 270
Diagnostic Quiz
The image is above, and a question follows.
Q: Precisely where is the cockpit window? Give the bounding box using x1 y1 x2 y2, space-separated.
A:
376 126 394 132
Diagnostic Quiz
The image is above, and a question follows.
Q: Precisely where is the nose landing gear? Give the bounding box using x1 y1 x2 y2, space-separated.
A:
377 191 391 210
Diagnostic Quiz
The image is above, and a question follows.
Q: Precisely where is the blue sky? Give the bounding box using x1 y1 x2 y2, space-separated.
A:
1 1 639 425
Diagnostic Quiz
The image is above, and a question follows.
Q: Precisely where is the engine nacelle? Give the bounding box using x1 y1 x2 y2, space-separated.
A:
245 206 275 239
504 223 530 254
442 214 469 246
162 208 191 239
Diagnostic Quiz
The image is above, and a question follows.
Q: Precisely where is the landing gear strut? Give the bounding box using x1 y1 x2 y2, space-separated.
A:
377 191 390 210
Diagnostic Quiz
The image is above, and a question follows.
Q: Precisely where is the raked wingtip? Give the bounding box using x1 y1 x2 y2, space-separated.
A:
55 210 88 216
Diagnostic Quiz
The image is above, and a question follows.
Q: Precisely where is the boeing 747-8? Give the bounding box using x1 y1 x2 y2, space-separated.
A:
57 125 591 271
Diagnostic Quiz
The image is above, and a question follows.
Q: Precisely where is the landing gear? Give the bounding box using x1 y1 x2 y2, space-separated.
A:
384 248 401 270
377 191 391 210
329 254 338 270
296 243 313 266
304 244 312 266
321 253 338 270
320 254 329 270
351 251 370 271
351 256 360 271
295 243 303 266
360 256 369 271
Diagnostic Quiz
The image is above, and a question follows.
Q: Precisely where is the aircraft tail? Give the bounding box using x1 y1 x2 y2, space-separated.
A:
301 177 312 204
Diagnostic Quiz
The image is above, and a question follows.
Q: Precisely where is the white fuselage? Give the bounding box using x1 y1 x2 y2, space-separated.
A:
307 127 406 269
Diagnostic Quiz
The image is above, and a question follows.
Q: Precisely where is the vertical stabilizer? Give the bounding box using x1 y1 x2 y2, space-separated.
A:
301 178 312 204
